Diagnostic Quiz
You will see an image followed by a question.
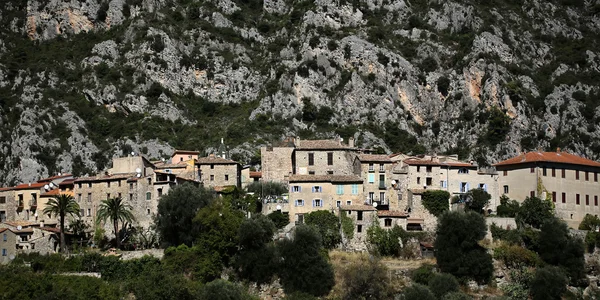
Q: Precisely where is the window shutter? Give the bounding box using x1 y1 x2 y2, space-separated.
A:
483 184 487 192
466 183 470 191
312 186 315 193
312 200 316 207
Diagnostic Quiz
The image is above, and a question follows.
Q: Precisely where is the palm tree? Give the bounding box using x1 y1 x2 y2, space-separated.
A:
96 197 135 249
43 194 80 253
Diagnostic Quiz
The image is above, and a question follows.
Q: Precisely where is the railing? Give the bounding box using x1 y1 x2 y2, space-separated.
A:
29 199 37 208
378 182 386 189
17 200 24 208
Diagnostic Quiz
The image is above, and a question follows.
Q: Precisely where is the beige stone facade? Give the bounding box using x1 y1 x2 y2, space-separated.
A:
286 175 364 223
339 205 378 251
261 145 294 183
0 228 16 263
0 221 61 256
197 155 241 188
495 151 600 228
354 154 397 208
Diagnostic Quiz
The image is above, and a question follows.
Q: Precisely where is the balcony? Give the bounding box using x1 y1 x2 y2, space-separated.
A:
378 182 386 189
29 199 37 209
17 200 24 211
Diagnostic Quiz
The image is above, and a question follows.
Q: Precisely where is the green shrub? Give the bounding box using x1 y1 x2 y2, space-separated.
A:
530 266 567 300
267 211 289 229
428 273 459 299
402 284 436 300
496 195 520 217
411 263 436 285
305 211 341 249
339 256 393 299
422 190 451 217
489 223 522 245
579 213 600 231
442 292 472 300
493 243 542 268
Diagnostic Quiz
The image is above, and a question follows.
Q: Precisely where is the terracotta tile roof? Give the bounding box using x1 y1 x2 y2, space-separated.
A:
40 227 62 234
377 210 409 217
172 150 200 155
358 154 392 163
0 228 12 233
0 187 14 191
75 173 137 182
196 156 238 165
154 162 188 169
420 242 434 249
250 171 262 178
37 174 73 183
14 182 46 190
3 220 35 228
494 151 600 168
403 159 441 166
288 175 363 183
440 162 476 168
340 204 377 211
40 189 61 197
295 139 355 150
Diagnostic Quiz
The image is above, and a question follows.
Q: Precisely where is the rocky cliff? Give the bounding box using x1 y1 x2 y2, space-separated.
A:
0 0 598 184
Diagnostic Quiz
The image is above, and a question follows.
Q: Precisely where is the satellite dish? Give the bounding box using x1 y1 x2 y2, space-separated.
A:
391 180 396 185
34 212 38 217
44 184 49 190
136 173 142 178
49 182 55 188
276 205 282 211
372 202 378 208
135 168 142 173
16 225 22 231
131 151 135 156
9 255 15 260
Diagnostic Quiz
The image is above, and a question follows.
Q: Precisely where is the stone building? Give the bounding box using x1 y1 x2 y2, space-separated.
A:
0 227 16 264
284 174 364 223
170 150 200 164
0 220 62 255
494 150 600 228
197 155 241 188
354 154 397 208
241 167 261 188
339 204 378 251
0 187 15 223
260 139 296 183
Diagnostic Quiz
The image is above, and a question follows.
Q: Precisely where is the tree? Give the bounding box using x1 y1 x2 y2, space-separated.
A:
339 255 393 300
435 211 493 284
247 181 288 197
96 197 135 249
496 195 520 217
43 194 81 252
155 183 214 247
530 266 567 300
421 190 450 217
516 196 554 229
579 213 600 231
278 225 335 296
304 210 341 249
69 218 90 248
267 211 289 229
234 216 278 284
464 188 491 213
537 217 585 285
428 273 459 299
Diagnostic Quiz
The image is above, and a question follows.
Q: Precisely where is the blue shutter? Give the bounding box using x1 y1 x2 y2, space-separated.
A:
312 200 316 207
466 183 470 191
368 174 374 183
483 184 488 192
312 186 315 193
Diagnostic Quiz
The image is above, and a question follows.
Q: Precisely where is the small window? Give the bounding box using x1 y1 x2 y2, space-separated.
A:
503 170 508 176
313 199 322 207
351 184 358 195
312 186 322 193
118 180 122 187
380 164 385 172
106 193 110 200
2 249 6 256
308 171 315 175
552 167 556 177
542 167 547 176
503 185 509 194
368 174 375 183
576 170 580 180
576 194 580 205
552 192 556 202
425 177 432 186
586 195 590 206
595 196 598 206
368 163 374 172
308 153 314 166
210 175 214 181
384 219 392 227
78 183 82 189
87 209 91 217
146 192 151 200
2 234 6 241
458 168 469 174
87 193 92 202
77 194 82 202
129 183 134 190
88 182 92 188
157 189 162 197
118 193 122 199
417 166 421 172
417 177 421 184
129 194 133 201
295 199 304 207
561 169 566 178
327 171 334 175
586 172 590 181
336 200 341 207
210 164 215 169
327 152 333 165
107 181 111 188
0 197 5 204
292 186 301 193
225 175 229 181
426 166 432 173
530 191 535 198
336 185 344 195
357 211 363 221
147 209 151 215
147 178 152 185
346 200 352 205
596 173 599 182
530 167 535 173
80 209 84 216
357 225 362 233
562 193 566 203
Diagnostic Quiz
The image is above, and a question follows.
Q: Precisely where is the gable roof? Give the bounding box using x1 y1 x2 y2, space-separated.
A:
37 174 73 183
377 210 409 217
288 175 363 183
172 150 200 156
357 154 392 163
75 173 137 183
494 151 600 168
295 139 355 150
14 182 46 190
196 156 238 165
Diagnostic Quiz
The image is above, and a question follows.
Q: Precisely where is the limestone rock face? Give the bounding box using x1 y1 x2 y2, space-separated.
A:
0 0 598 183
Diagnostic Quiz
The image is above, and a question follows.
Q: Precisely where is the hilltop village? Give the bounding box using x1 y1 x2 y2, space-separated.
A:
1 137 599 259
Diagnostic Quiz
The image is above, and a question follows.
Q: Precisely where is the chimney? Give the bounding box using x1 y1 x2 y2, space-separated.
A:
40 220 44 228
556 147 561 153
349 137 355 148
209 153 215 158
295 136 301 147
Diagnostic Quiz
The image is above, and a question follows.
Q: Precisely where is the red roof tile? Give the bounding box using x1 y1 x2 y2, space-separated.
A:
37 174 72 183
14 182 46 190
75 173 137 182
440 162 476 168
250 171 262 178
0 187 14 191
3 220 35 227
377 210 408 217
40 189 61 197
403 159 441 166
494 151 600 168
59 178 75 185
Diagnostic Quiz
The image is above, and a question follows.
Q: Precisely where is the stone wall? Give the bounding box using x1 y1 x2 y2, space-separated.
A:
260 146 294 183
294 150 355 176
199 163 240 188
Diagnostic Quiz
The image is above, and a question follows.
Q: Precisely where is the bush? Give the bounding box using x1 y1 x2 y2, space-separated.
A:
579 214 600 231
428 273 459 299
267 211 289 229
538 217 585 285
339 256 393 300
496 195 520 217
489 223 522 245
464 188 491 213
367 224 422 257
516 196 554 229
442 292 472 300
422 190 451 217
411 263 436 285
435 211 493 284
402 284 437 300
437 76 451 97
200 279 251 300
304 210 341 249
493 243 542 268
530 266 567 300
